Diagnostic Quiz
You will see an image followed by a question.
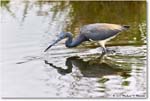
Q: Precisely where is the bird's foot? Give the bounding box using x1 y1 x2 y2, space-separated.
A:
106 49 116 54
102 48 115 54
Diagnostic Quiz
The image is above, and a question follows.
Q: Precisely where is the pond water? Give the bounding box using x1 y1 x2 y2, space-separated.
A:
0 1 147 98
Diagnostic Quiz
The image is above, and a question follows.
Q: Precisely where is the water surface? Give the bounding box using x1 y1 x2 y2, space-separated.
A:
0 1 147 98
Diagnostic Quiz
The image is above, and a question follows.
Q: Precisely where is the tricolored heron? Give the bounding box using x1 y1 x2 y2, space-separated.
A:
44 23 130 53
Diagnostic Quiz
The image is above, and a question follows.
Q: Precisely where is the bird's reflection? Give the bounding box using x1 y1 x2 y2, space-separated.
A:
44 54 130 77
45 59 73 75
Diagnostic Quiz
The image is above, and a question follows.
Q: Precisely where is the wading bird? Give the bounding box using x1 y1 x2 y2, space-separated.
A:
44 23 129 53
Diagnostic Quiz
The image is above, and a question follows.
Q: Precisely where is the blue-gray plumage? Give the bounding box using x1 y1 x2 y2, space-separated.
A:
44 23 130 53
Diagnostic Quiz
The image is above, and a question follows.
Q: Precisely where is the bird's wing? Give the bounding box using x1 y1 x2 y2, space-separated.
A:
80 23 126 41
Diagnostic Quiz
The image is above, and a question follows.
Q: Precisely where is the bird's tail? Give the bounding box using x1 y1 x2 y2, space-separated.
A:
122 25 130 30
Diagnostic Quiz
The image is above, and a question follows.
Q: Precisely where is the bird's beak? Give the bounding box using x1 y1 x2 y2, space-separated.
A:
44 37 63 52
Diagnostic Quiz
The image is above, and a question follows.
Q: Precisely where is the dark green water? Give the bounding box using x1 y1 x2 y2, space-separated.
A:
1 1 147 98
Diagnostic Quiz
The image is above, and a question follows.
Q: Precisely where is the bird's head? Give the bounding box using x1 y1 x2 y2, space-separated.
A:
44 32 70 52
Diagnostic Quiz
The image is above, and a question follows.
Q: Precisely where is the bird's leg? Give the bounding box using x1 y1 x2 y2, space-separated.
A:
99 41 107 54
102 47 107 54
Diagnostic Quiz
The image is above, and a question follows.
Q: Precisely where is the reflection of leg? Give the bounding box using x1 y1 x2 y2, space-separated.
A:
97 52 106 61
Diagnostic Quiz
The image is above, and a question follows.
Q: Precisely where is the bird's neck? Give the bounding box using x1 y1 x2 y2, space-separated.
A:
65 33 74 48
65 32 86 48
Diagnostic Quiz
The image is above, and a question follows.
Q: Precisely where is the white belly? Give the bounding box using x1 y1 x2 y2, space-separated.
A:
98 35 117 47
89 35 117 48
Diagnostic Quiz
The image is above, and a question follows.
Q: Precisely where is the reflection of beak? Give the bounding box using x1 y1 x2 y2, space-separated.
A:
44 37 62 52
